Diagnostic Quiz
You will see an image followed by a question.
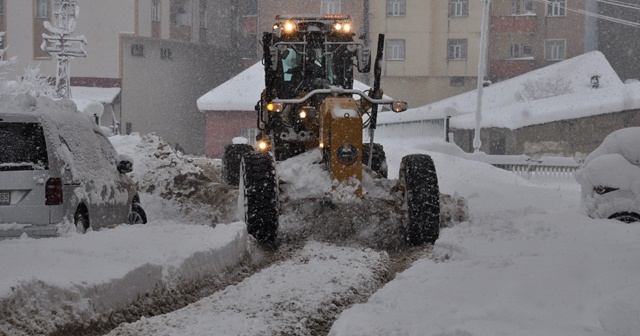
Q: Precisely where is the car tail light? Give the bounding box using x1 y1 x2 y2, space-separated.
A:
45 178 63 205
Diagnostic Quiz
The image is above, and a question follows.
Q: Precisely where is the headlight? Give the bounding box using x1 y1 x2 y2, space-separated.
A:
594 186 619 195
299 110 307 119
284 21 296 33
343 23 351 33
266 102 284 113
334 23 343 31
257 141 269 151
391 101 408 113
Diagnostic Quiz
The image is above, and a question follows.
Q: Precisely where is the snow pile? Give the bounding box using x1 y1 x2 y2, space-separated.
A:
110 134 238 224
0 222 251 336
108 242 389 336
328 138 640 336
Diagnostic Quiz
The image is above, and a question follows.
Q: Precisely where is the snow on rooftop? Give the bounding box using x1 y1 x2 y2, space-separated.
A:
197 62 390 112
377 51 633 129
70 86 121 104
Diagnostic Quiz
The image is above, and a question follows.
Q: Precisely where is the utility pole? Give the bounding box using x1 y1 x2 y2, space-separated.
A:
41 0 87 99
474 0 491 152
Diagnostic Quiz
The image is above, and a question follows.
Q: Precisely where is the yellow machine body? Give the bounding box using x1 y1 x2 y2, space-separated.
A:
319 97 363 196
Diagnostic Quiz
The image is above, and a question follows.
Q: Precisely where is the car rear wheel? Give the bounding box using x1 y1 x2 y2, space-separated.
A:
128 203 147 224
608 212 640 223
74 207 89 234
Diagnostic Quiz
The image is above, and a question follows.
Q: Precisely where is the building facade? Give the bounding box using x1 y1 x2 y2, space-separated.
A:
488 0 596 82
369 0 485 108
0 0 251 155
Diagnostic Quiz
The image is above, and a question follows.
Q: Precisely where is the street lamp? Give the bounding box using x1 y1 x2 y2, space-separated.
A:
474 0 491 152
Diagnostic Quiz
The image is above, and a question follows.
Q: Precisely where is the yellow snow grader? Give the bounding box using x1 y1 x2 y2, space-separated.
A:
222 14 440 246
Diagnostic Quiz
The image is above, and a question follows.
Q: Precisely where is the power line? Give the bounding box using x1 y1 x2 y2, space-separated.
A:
531 0 640 28
596 0 640 11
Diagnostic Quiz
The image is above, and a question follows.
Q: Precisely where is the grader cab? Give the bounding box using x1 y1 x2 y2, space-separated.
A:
222 15 440 246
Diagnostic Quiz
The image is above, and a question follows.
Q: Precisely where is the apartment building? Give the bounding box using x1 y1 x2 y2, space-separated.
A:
488 0 596 82
369 0 484 108
0 0 250 155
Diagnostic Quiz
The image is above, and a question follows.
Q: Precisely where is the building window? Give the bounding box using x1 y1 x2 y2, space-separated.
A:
321 0 340 15
448 39 467 60
512 0 534 15
36 0 49 18
449 0 468 17
199 6 206 28
0 0 4 16
386 39 405 60
510 44 519 58
387 0 406 17
172 1 191 27
240 128 259 146
545 39 565 60
160 47 172 60
547 0 565 17
131 44 144 57
522 45 532 57
152 0 161 21
450 77 465 87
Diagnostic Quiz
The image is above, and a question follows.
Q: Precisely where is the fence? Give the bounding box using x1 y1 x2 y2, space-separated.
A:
482 154 582 180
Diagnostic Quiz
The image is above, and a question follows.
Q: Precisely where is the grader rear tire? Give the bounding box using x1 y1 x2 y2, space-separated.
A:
239 152 279 244
362 143 388 178
222 144 254 185
400 154 440 245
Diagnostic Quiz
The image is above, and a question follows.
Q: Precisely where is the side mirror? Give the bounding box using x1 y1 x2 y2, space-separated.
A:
117 154 134 174
357 46 371 73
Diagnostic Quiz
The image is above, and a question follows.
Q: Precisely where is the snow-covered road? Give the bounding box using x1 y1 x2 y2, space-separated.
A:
2 134 639 336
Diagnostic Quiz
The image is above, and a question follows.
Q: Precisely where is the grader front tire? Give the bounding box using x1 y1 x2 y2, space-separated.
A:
239 152 279 244
400 154 440 245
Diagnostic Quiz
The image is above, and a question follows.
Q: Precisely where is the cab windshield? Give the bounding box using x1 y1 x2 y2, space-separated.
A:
277 42 354 98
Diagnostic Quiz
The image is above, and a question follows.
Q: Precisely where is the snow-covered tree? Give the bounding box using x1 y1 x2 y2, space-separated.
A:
0 32 18 78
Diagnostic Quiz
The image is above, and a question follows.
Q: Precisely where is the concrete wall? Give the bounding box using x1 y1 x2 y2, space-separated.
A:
121 36 236 155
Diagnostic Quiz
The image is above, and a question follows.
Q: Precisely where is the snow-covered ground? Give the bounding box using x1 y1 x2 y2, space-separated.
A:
1 132 639 335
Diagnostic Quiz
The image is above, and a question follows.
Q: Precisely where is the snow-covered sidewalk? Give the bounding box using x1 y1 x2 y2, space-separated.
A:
328 144 640 336
0 222 250 335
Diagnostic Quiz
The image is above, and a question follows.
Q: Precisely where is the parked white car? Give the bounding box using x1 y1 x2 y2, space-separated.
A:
0 94 146 238
575 127 640 223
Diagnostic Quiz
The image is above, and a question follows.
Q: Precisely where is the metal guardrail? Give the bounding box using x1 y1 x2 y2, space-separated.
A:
483 155 582 180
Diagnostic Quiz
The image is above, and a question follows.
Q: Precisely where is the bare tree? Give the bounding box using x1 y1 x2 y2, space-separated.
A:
514 76 573 102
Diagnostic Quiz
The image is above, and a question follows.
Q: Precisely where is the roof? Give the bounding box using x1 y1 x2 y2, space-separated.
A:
71 86 121 104
197 62 392 112
376 51 634 129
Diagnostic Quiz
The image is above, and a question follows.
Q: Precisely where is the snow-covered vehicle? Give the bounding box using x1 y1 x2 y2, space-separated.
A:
0 94 146 238
223 15 440 246
575 127 640 223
